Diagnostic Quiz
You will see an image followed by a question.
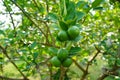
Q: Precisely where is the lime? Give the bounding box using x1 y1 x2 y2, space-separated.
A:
57 30 68 42
62 58 73 67
57 48 69 61
50 56 61 67
67 26 79 40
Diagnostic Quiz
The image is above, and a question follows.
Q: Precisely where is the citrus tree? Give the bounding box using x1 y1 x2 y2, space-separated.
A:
0 0 120 80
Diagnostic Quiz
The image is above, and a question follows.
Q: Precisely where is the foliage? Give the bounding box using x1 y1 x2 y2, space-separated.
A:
0 0 120 80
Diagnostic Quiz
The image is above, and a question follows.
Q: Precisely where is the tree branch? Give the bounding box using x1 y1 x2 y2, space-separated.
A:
47 63 53 80
38 57 52 65
81 46 101 80
86 46 100 71
2 0 16 30
72 59 86 73
45 0 49 13
42 22 56 46
0 45 28 80
97 60 120 80
59 65 66 80
10 0 46 37
32 0 41 11
0 76 26 80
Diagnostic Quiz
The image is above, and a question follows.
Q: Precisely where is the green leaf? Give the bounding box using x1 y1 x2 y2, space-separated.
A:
74 35 83 42
65 18 76 26
4 1 12 12
18 49 27 54
48 13 58 22
66 41 72 50
67 1 75 13
117 59 120 66
93 7 104 10
39 6 45 13
50 23 59 30
48 47 58 56
65 0 70 8
92 0 104 8
59 20 68 31
0 30 5 35
33 52 38 59
76 1 87 9
8 33 14 38
76 11 86 21
69 47 81 56
64 1 76 21
29 41 37 49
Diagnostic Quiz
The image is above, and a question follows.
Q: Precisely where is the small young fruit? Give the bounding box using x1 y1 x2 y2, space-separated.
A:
62 58 73 67
57 48 69 61
57 30 68 42
67 26 79 40
50 56 61 67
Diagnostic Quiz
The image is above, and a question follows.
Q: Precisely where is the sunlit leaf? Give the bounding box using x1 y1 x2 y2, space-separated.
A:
92 0 104 8
93 7 104 10
47 13 58 22
76 11 86 21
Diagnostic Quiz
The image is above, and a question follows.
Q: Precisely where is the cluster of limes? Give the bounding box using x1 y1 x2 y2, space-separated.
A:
50 48 72 67
50 20 80 67
57 21 80 42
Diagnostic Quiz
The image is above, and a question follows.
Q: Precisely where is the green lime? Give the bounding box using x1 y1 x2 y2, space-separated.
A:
62 58 73 67
67 26 79 40
57 30 68 42
50 56 61 67
57 48 69 61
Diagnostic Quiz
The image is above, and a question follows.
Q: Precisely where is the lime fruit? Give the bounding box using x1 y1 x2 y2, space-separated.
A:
50 56 61 67
67 26 79 40
62 58 73 67
57 48 69 61
57 30 68 42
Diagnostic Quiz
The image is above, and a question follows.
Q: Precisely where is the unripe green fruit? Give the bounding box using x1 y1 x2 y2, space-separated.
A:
57 48 69 61
57 30 68 42
67 26 79 40
62 58 73 67
50 56 61 67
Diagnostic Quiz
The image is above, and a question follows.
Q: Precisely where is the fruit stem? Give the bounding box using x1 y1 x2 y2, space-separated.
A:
59 65 65 80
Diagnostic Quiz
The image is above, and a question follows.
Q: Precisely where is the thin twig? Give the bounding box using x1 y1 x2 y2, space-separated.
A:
80 46 101 80
11 0 56 47
32 0 40 11
59 65 65 80
86 46 100 72
34 63 42 80
10 0 46 37
39 42 59 48
97 60 120 80
0 76 26 80
45 0 49 13
38 57 52 65
47 63 53 80
2 0 16 30
0 45 28 80
42 22 56 46
72 59 86 72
